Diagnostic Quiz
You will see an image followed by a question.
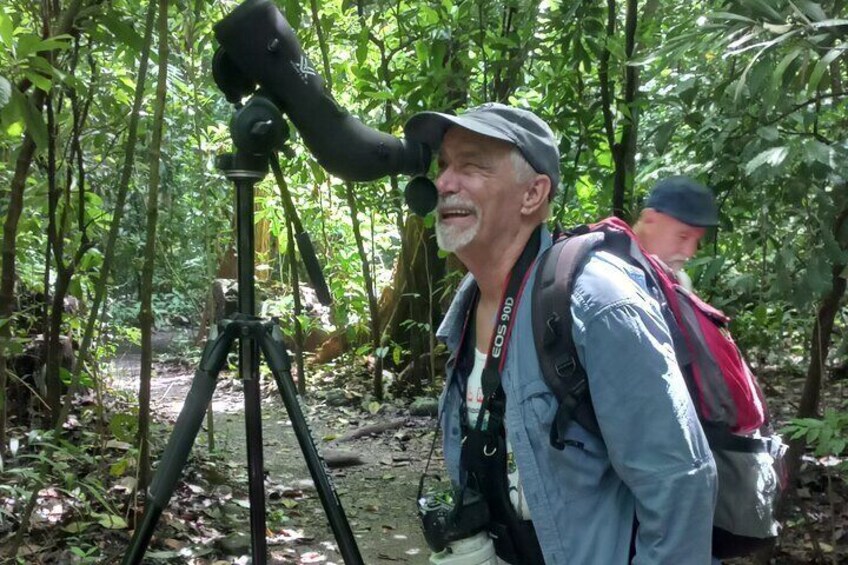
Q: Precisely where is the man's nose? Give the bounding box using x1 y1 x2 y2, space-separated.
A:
435 167 459 195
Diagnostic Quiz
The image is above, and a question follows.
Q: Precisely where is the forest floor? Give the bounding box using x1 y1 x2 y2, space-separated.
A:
102 330 438 565
2 328 847 564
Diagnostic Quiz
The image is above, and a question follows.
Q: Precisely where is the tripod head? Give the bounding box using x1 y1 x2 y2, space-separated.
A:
216 91 333 306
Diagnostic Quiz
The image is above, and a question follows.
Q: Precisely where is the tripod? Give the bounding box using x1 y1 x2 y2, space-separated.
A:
123 96 364 565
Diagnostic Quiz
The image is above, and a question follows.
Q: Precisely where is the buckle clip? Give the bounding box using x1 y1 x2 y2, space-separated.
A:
555 358 576 377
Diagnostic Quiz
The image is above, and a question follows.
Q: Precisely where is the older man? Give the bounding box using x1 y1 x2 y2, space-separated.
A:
405 103 716 564
633 176 719 290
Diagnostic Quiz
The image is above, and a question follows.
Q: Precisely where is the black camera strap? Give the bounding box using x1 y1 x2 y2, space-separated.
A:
456 228 547 565
416 228 544 563
467 226 541 449
416 227 541 498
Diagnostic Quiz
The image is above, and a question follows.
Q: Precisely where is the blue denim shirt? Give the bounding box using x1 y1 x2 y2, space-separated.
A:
436 230 717 564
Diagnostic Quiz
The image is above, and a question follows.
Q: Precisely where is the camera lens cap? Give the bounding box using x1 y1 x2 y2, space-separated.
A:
404 176 437 216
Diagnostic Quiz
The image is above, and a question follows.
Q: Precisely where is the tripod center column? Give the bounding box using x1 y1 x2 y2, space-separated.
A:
233 159 271 563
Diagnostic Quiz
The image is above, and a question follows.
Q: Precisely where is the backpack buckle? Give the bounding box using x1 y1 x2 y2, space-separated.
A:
544 314 560 347
568 378 587 397
555 357 576 377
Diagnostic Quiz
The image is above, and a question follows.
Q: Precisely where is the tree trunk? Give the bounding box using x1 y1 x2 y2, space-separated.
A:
0 0 85 450
42 82 87 427
378 216 444 361
613 0 639 222
43 92 63 423
310 1 384 397
492 1 543 103
137 0 169 497
375 9 470 375
57 0 157 431
783 206 848 489
598 1 617 151
343 182 384 398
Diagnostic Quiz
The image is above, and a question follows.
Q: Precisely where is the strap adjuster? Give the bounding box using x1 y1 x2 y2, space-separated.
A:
544 313 560 347
555 357 577 377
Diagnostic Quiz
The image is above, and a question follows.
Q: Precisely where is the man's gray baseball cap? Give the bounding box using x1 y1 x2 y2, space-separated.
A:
646 176 719 227
404 102 560 192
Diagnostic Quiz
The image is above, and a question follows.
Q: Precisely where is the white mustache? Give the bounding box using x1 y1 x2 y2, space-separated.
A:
437 195 479 215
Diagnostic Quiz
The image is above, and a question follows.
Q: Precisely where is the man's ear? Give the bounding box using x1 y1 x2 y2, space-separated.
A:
521 175 550 217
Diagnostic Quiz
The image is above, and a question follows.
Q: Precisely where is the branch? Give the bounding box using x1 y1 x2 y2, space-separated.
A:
598 0 617 152
764 91 846 126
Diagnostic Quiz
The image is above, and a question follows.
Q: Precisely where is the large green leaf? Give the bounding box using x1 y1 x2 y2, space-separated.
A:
771 46 804 89
807 46 845 95
795 0 828 22
285 0 304 28
0 11 13 49
100 12 144 52
654 121 675 155
10 88 47 149
802 139 833 166
744 0 784 22
745 146 789 175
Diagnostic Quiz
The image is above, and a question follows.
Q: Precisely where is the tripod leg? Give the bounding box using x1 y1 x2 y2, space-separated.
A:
242 325 268 563
123 326 236 565
258 324 364 565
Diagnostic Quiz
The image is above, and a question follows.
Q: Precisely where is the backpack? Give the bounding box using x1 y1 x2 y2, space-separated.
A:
532 216 787 559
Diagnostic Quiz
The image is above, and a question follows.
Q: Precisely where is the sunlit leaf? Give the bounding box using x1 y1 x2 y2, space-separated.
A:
771 46 804 88
708 12 756 24
0 11 13 48
10 88 47 149
745 147 789 175
807 46 845 95
23 69 52 92
0 75 10 109
94 513 128 529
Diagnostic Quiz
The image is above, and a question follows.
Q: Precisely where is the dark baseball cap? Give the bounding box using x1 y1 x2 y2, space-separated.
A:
646 176 719 227
404 102 560 192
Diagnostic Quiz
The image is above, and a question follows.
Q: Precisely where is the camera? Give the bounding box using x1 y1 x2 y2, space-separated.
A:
418 487 491 553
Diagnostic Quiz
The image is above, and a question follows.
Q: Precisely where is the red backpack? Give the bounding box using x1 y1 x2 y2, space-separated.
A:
532 217 786 559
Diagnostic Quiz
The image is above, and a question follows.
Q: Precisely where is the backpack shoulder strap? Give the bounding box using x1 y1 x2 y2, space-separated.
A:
533 229 605 448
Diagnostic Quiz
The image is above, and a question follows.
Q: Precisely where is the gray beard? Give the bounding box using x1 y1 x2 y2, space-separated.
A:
435 219 480 252
434 195 481 253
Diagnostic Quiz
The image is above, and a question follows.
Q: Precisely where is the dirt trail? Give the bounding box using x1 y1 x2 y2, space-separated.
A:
110 340 434 564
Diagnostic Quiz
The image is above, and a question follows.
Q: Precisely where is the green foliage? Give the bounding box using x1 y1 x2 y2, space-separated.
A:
0 428 128 536
784 409 848 465
0 0 846 440
0 1 846 558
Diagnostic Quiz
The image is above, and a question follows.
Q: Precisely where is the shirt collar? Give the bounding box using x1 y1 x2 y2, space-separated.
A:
436 225 553 352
